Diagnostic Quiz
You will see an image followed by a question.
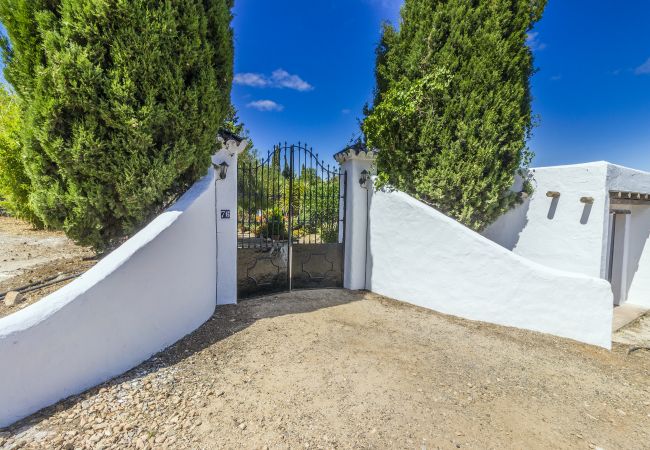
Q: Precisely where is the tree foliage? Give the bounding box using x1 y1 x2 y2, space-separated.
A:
363 0 545 231
0 85 40 224
0 0 234 250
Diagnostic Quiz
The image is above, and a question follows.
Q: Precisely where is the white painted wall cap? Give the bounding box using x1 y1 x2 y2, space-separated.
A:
334 143 378 164
606 162 650 176
214 137 249 160
529 161 650 176
218 129 245 145
531 161 610 171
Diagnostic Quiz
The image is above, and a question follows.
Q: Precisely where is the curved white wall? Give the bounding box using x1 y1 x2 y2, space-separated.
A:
0 169 217 427
366 188 613 349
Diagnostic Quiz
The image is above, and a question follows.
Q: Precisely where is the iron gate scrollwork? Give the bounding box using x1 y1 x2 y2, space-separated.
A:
237 142 346 298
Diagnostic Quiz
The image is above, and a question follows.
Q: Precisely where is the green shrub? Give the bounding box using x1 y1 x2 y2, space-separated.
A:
258 208 287 240
319 226 338 244
0 85 40 224
363 0 544 231
0 0 234 251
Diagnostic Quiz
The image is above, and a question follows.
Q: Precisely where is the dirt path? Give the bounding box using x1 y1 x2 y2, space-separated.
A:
2 289 649 449
0 216 95 318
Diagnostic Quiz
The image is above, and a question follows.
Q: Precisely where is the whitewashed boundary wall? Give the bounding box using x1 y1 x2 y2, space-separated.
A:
0 168 218 428
213 136 248 305
482 161 650 308
334 145 377 290
364 187 613 349
336 148 612 348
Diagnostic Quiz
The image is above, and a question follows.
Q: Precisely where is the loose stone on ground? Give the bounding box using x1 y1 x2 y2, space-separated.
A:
3 291 23 307
1 290 649 449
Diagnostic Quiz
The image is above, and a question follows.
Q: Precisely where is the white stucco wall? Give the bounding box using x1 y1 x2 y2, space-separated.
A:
335 148 376 290
606 163 650 194
609 212 630 305
342 159 372 290
367 188 613 349
483 162 610 278
212 139 248 306
605 163 650 307
0 169 217 428
619 204 650 308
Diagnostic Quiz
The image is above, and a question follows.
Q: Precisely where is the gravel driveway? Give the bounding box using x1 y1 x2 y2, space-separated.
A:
1 289 649 449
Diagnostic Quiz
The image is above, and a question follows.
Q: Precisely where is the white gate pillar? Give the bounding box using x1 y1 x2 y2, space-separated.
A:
335 144 377 290
213 133 248 305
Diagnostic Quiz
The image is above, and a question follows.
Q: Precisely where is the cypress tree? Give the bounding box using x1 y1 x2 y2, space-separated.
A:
0 84 40 224
0 0 234 250
363 0 545 231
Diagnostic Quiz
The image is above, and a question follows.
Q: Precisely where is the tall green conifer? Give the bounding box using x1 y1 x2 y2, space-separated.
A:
363 0 546 231
0 84 40 224
0 0 234 250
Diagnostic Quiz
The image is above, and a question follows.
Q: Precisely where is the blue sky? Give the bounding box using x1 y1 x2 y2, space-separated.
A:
529 1 650 170
2 1 650 169
231 0 650 169
230 0 399 161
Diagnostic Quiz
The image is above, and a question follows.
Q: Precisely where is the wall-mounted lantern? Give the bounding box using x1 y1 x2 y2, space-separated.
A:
580 196 594 204
359 169 370 189
213 161 229 180
546 191 561 198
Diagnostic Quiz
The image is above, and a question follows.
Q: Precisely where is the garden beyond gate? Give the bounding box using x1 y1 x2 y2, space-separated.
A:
237 143 346 298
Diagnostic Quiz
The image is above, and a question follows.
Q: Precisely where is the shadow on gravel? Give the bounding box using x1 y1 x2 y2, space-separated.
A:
4 288 362 433
162 288 363 366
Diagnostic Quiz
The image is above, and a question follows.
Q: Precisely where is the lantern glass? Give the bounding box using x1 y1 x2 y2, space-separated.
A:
359 169 370 188
218 161 229 180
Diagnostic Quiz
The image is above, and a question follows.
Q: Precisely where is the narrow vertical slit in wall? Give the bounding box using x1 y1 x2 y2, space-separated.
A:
608 212 617 282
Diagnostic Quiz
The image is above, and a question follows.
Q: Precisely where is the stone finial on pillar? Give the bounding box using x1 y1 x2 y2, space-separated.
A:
213 131 249 305
334 143 377 290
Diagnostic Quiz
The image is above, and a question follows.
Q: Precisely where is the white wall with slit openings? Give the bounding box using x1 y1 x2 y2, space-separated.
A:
365 187 613 348
335 148 614 350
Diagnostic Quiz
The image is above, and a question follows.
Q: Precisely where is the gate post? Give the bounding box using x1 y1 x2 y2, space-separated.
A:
214 132 248 306
335 143 377 290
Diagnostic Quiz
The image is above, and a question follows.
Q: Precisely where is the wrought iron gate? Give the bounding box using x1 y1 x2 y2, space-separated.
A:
237 142 346 298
